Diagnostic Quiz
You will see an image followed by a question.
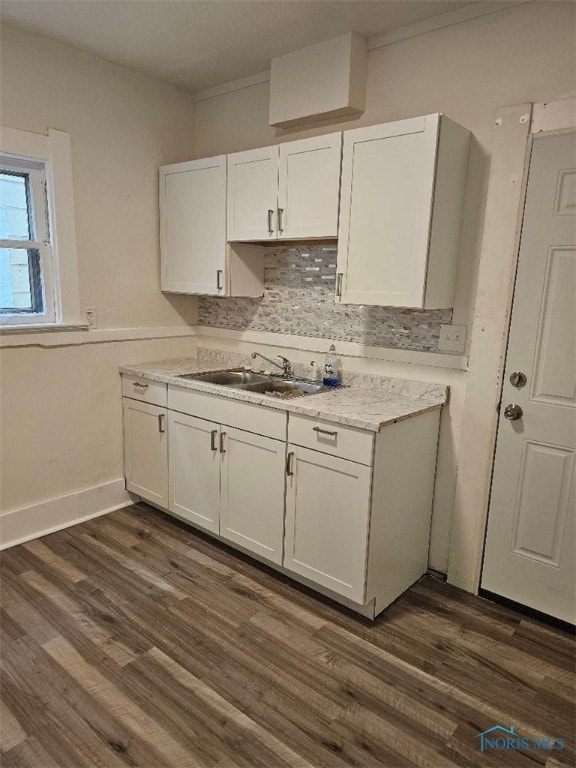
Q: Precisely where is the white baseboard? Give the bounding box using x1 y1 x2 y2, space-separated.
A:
0 479 133 550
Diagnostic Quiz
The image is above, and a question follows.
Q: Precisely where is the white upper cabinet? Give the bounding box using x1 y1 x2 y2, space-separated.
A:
336 114 470 308
160 156 226 294
277 133 342 239
227 147 279 241
227 134 342 242
160 157 264 297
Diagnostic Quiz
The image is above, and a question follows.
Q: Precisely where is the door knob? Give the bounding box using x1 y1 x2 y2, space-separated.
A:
504 403 523 421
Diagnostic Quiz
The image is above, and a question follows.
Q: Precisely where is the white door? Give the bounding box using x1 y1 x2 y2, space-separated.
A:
277 133 342 240
160 156 226 295
168 412 221 534
227 147 279 241
220 427 286 564
482 132 576 624
284 445 372 603
336 115 438 307
123 399 168 508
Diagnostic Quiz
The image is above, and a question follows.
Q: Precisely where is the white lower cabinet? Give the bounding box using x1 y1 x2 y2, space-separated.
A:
123 377 442 617
167 406 286 564
285 410 441 615
284 446 371 603
168 411 221 534
123 399 168 508
220 427 286 565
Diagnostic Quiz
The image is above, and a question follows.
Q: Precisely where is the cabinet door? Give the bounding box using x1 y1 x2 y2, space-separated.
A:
227 147 279 241
168 412 221 534
277 133 342 240
220 427 286 565
160 157 226 295
123 399 168 508
336 115 439 308
284 445 372 603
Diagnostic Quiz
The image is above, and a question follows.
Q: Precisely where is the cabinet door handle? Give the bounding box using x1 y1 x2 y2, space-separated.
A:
277 208 283 233
336 272 343 298
267 209 274 234
210 429 218 451
286 451 294 476
219 432 226 453
133 381 148 389
216 269 223 291
313 426 337 437
158 414 166 433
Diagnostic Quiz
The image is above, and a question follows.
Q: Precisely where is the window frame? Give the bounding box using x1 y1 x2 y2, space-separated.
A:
0 158 56 324
0 127 81 329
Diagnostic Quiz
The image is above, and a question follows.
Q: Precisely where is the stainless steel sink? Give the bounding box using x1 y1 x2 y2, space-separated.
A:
176 368 328 398
177 369 270 387
242 380 327 396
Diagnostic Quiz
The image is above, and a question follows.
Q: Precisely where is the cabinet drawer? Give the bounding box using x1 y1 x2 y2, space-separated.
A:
122 376 167 407
288 413 373 465
168 386 286 440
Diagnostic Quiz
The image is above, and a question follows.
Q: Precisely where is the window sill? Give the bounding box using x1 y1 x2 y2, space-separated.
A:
0 323 89 334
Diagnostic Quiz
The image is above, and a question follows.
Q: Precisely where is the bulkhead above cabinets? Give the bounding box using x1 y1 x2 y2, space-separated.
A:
159 113 470 309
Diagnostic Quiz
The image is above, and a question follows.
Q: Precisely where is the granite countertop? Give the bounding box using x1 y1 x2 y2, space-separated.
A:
120 351 447 432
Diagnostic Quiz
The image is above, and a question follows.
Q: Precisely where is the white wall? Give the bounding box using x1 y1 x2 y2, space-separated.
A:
0 24 198 539
1 23 198 329
194 1 576 572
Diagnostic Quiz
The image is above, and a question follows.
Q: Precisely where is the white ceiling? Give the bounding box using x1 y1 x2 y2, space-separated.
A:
0 0 479 93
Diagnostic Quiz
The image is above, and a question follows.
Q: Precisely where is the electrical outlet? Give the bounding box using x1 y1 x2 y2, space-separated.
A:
439 324 467 354
84 307 97 328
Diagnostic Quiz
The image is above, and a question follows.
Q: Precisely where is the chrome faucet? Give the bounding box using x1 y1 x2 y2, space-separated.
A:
251 351 293 379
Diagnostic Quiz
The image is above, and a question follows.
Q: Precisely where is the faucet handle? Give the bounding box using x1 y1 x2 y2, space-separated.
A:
277 355 293 378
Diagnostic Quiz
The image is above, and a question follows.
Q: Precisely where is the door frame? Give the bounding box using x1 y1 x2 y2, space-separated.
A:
447 96 576 594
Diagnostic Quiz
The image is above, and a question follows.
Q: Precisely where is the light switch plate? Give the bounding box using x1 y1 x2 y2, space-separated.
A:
439 324 467 354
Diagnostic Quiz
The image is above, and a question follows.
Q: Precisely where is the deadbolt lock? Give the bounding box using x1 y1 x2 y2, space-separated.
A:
509 371 527 388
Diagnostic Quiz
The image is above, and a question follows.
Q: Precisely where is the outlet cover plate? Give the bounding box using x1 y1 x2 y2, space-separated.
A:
84 307 97 328
439 324 467 354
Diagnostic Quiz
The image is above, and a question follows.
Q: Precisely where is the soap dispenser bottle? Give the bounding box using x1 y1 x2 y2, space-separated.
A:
323 344 341 387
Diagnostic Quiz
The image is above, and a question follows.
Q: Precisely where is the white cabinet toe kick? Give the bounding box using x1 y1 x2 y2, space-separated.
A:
123 376 441 619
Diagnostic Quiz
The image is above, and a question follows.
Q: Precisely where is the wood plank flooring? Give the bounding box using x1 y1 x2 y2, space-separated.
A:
1 502 574 768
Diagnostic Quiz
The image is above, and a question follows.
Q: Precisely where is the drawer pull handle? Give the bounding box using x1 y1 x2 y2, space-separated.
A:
313 427 338 437
277 208 283 232
267 209 274 234
158 414 166 433
216 269 223 291
210 429 218 451
219 432 226 453
133 382 148 389
286 451 294 476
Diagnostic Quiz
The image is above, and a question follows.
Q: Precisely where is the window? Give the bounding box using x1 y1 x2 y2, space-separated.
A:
0 157 54 323
0 127 81 329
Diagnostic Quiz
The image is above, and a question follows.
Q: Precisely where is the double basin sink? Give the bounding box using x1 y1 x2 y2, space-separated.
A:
177 368 328 398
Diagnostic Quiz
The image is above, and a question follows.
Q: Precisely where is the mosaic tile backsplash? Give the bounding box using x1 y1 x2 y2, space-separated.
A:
198 245 452 352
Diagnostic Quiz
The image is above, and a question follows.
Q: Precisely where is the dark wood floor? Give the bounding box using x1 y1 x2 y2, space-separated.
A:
0 503 574 768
